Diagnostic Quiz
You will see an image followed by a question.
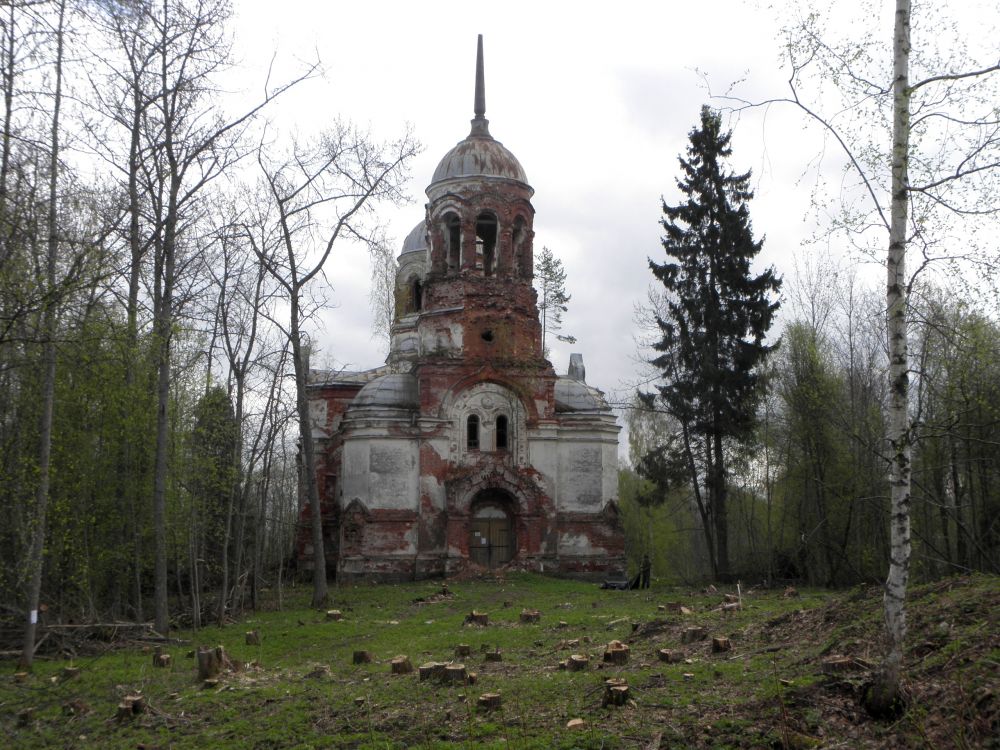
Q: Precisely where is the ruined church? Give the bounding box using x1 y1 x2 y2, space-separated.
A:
301 37 623 582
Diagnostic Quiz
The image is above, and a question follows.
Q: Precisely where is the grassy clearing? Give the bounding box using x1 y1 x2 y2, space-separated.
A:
2 573 997 748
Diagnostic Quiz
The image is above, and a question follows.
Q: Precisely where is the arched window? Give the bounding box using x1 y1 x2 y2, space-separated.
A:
476 212 498 276
495 415 508 450
466 414 480 450
512 216 529 279
412 279 423 311
444 213 461 272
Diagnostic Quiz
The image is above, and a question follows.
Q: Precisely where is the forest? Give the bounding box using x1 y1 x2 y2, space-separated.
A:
1 0 998 706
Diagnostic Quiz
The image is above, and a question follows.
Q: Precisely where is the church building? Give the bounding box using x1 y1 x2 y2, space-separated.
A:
301 37 623 582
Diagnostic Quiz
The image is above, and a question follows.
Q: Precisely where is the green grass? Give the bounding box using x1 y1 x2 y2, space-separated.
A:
2 573 997 748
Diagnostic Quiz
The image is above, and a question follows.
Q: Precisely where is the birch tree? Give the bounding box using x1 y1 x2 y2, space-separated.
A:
725 0 1000 713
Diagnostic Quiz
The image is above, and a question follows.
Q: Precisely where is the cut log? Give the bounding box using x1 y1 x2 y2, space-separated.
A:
711 637 732 653
419 662 446 681
196 645 232 680
390 655 413 675
325 609 343 621
567 654 589 672
680 606 694 615
822 656 855 673
455 643 472 657
519 609 541 623
658 648 683 663
477 692 501 711
602 678 630 707
352 650 373 665
484 649 502 662
603 640 630 665
681 626 708 644
245 630 261 646
465 611 489 626
720 602 741 612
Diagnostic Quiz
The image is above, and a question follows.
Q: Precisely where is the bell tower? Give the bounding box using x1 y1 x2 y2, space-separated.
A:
412 34 544 364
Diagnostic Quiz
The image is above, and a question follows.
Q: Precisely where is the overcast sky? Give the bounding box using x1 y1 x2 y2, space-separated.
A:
227 0 997 441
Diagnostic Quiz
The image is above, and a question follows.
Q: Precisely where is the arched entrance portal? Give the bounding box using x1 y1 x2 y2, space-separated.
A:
468 489 516 568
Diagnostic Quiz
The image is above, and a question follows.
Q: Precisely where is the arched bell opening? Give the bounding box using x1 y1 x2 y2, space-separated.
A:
467 488 516 568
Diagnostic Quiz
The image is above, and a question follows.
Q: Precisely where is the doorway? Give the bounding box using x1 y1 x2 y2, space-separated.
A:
468 491 515 568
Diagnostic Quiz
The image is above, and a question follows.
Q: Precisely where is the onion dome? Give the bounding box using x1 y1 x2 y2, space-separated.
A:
429 35 529 188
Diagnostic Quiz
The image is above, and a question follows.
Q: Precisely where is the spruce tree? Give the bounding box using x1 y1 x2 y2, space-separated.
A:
649 105 780 580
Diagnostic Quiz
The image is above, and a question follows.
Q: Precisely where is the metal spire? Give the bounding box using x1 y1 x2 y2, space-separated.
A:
470 34 491 137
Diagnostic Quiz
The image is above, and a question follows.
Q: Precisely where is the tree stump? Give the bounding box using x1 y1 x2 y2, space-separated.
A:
390 655 413 675
13 671 28 684
196 645 232 680
354 697 366 707
202 678 219 689
153 652 171 668
519 609 541 623
484 648 502 662
658 648 683 663
16 707 35 727
116 694 146 721
61 666 80 681
681 626 707 644
712 636 732 653
325 609 343 621
455 643 472 657
445 663 469 684
603 640 630 665
245 629 261 646
352 650 373 665
567 654 589 672
465 611 489 626
723 593 738 603
566 718 586 729
477 692 501 711
419 662 446 681
558 660 567 670
783 586 798 598
602 678 630 707
556 620 569 629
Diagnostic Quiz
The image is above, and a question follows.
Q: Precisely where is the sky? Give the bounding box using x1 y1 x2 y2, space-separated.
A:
227 0 997 451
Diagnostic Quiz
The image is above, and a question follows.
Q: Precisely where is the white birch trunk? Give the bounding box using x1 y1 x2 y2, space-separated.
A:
883 0 912 698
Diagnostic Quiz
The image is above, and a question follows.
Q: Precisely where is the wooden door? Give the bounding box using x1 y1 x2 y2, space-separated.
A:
468 516 513 568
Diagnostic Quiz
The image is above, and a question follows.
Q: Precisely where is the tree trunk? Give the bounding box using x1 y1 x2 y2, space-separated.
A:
290 306 327 607
20 0 65 670
874 0 912 714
